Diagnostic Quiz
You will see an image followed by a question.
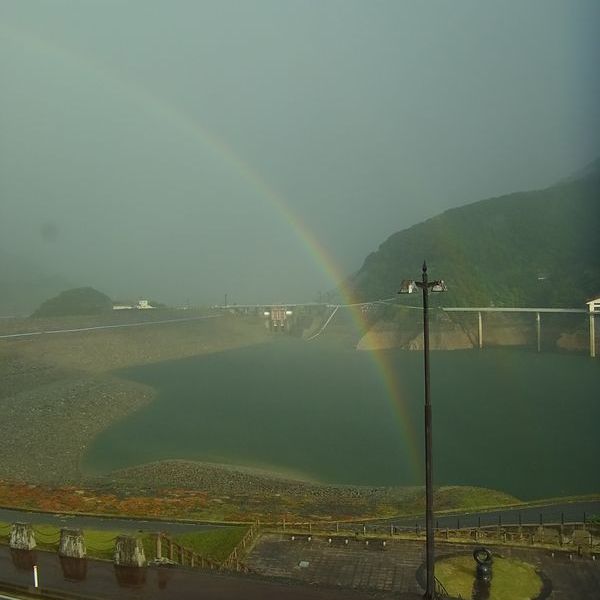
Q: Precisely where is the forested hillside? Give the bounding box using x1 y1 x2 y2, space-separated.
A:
349 159 600 307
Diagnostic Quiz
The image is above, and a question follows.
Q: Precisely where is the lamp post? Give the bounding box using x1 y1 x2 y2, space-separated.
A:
399 261 447 600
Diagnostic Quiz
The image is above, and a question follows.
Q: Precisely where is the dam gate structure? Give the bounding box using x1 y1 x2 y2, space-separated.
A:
442 306 597 357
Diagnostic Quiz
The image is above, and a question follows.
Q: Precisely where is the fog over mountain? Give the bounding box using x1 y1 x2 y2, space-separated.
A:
349 157 600 307
1 1 599 307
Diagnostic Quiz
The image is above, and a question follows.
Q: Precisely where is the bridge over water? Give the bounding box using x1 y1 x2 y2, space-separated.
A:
219 299 598 357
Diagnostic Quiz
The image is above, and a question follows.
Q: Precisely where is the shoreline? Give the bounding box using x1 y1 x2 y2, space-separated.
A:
0 314 271 485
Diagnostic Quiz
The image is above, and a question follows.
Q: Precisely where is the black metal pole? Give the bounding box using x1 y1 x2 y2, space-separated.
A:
422 261 435 599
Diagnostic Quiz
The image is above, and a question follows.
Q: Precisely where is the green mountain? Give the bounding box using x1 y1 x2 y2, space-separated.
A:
348 159 600 308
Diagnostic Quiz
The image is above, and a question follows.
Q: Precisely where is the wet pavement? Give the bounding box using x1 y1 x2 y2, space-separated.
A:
0 546 398 599
246 534 600 599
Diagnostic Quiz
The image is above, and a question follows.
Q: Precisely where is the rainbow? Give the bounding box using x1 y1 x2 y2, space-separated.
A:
3 23 423 481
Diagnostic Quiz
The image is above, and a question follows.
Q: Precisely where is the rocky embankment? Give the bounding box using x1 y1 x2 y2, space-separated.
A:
0 313 270 484
103 459 519 520
0 376 153 483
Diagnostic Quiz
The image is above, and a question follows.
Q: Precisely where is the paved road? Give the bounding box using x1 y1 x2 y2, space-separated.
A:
337 500 600 534
3 499 598 537
0 314 221 340
0 507 227 536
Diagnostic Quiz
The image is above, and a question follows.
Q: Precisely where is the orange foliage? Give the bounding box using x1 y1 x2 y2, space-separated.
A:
0 480 209 519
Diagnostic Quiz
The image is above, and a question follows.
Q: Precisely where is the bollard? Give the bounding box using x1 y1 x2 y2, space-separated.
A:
328 538 332 544
114 536 146 568
59 529 86 558
155 534 162 560
345 539 349 545
10 523 36 551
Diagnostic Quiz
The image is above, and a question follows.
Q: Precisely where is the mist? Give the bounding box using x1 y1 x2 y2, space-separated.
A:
1 0 599 307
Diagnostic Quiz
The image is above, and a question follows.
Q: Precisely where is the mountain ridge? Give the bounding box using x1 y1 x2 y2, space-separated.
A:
348 159 600 307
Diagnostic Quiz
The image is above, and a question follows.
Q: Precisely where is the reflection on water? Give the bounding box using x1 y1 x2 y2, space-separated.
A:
157 567 171 590
9 548 36 571
114 565 147 587
59 556 87 581
86 341 600 499
471 578 491 600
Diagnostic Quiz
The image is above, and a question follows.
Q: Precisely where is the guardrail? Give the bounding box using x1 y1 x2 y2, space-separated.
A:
221 523 260 572
272 521 600 555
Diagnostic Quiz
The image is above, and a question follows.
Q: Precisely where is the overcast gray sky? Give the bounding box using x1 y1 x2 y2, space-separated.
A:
1 1 599 305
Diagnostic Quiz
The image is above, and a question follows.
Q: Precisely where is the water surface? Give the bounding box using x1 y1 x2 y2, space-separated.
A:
84 339 600 500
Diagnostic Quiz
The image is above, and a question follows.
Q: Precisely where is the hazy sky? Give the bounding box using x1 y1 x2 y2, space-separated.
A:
1 1 599 304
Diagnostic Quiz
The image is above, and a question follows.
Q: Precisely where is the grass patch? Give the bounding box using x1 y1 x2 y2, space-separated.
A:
0 520 247 563
436 555 542 600
172 527 248 562
1 521 140 561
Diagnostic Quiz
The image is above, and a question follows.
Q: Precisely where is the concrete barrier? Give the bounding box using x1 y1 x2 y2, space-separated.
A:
9 523 36 550
59 528 86 558
114 535 146 568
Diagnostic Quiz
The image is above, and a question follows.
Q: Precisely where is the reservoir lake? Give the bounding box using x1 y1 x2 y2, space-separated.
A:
84 338 600 500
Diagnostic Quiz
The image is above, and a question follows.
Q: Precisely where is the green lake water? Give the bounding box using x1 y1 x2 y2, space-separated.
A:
84 338 600 500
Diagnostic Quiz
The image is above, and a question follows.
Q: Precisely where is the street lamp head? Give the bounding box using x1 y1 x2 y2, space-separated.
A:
430 280 448 293
398 279 417 294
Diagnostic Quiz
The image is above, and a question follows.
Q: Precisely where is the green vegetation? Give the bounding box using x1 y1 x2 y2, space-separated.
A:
32 286 113 318
0 520 246 563
589 514 600 525
172 527 248 561
349 158 600 307
433 486 521 513
436 555 543 600
0 522 122 560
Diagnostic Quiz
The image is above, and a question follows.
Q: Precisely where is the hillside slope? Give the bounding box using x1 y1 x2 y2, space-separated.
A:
349 159 600 307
